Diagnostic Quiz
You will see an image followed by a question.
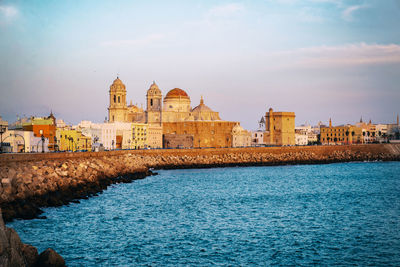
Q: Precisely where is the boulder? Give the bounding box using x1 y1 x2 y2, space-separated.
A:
36 248 65 267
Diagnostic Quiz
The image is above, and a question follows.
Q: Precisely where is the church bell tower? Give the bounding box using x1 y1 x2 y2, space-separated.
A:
108 77 127 122
146 81 162 125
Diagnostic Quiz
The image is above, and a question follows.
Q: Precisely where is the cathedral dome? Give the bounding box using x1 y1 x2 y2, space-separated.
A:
192 96 213 112
165 88 189 99
191 96 221 121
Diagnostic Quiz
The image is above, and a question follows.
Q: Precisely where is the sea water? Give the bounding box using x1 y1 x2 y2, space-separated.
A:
8 162 400 266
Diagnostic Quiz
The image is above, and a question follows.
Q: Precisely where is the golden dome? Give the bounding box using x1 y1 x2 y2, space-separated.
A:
110 77 126 91
165 88 189 99
113 77 124 85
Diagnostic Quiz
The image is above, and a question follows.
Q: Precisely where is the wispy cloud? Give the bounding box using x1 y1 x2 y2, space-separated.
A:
266 43 400 69
206 3 244 18
0 5 18 18
0 5 18 24
342 5 367 21
100 34 165 47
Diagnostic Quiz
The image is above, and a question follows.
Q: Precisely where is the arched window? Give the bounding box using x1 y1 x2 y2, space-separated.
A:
118 96 120 103
150 99 153 106
113 95 116 103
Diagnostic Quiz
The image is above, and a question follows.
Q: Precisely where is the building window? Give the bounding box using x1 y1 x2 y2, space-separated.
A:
114 95 116 103
118 96 120 103
150 99 153 106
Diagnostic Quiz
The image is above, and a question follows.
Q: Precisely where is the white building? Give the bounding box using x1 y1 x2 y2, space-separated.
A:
251 131 265 146
1 130 49 153
232 123 251 147
295 133 308 146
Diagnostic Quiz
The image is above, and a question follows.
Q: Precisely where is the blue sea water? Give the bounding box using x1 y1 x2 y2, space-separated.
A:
8 162 400 266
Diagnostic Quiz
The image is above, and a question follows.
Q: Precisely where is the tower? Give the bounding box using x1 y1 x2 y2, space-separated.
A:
266 107 274 144
146 81 162 125
108 77 127 122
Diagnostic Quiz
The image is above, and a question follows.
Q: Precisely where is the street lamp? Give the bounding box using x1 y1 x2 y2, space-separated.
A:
41 134 45 153
54 136 58 151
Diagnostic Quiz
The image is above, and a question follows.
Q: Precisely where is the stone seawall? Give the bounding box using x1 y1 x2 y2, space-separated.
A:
0 144 400 222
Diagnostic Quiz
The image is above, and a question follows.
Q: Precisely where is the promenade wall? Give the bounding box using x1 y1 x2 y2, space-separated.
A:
1 144 399 222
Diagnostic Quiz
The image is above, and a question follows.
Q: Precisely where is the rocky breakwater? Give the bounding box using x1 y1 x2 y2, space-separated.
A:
0 144 399 222
0 153 152 222
141 144 400 169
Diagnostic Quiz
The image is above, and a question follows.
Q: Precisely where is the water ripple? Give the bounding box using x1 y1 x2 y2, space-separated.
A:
7 162 400 266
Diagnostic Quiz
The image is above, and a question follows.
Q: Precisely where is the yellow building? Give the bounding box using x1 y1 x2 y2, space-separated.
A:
131 123 147 149
263 108 295 146
57 129 91 151
320 119 363 145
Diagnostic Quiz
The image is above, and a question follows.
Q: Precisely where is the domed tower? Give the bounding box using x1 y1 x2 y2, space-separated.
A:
108 77 127 122
162 88 191 122
146 81 162 125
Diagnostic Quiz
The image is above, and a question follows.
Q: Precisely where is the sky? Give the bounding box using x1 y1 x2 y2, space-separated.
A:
0 0 399 129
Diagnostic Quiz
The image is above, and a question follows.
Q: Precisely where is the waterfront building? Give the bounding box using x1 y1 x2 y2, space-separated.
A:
106 77 241 148
251 131 265 146
147 124 162 148
295 130 308 146
163 134 193 149
130 123 147 149
0 116 9 152
375 124 388 143
1 130 49 153
232 123 252 147
263 108 296 146
320 119 363 145
57 129 91 151
387 114 400 142
21 113 57 151
163 121 237 148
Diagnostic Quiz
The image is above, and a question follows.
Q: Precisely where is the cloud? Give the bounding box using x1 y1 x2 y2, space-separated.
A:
0 5 18 22
100 34 166 47
267 43 400 69
206 3 244 18
342 5 367 21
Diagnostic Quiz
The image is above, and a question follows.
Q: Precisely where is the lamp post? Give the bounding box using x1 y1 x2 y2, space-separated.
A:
41 134 45 153
54 136 58 152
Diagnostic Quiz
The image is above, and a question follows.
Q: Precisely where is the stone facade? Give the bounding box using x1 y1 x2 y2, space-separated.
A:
264 108 295 146
320 119 363 145
147 124 163 148
106 77 242 148
163 121 237 148
163 134 193 149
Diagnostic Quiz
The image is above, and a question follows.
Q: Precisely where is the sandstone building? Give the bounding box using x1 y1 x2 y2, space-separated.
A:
320 119 363 145
107 77 241 148
263 108 296 146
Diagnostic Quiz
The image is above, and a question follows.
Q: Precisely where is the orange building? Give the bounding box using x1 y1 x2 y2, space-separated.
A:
22 113 57 151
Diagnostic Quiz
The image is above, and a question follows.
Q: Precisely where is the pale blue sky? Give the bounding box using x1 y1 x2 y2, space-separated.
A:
1 0 399 129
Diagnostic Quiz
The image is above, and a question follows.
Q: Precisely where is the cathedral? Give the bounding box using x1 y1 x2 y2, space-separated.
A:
107 77 239 148
108 77 223 125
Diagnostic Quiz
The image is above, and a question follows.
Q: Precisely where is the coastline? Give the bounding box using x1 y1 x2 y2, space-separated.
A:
1 144 399 222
